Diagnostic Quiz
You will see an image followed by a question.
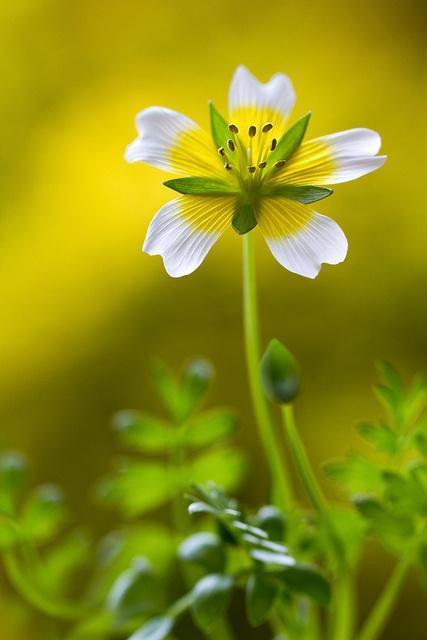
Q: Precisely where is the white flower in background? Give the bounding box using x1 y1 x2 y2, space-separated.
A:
125 66 386 278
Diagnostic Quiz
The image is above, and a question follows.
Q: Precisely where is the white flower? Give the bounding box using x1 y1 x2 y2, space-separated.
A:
125 65 386 278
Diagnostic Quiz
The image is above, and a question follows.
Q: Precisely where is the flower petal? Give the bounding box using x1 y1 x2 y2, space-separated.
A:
143 196 236 277
257 198 348 278
273 128 386 186
125 107 222 176
228 65 296 134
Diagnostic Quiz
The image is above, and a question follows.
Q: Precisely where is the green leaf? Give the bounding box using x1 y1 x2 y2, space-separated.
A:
179 532 225 573
0 451 28 516
268 113 311 166
190 448 247 492
182 409 238 449
357 421 399 454
21 485 67 543
250 549 295 568
163 177 238 196
113 411 172 453
108 557 163 623
262 184 332 204
232 203 257 235
246 573 278 626
353 496 415 551
260 339 300 405
37 529 91 595
324 453 382 495
255 506 287 542
209 101 230 149
179 359 215 420
382 470 427 517
130 616 174 640
279 564 331 606
97 461 173 517
191 574 233 631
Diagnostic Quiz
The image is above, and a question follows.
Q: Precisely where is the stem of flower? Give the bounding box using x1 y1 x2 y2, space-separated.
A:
330 572 356 640
355 555 411 640
281 404 327 516
242 232 293 509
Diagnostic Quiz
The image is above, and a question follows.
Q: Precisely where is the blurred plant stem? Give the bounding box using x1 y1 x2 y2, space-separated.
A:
281 404 356 640
242 232 293 510
355 555 411 640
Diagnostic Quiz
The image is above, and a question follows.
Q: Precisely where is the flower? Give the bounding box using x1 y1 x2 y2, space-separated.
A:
125 66 386 279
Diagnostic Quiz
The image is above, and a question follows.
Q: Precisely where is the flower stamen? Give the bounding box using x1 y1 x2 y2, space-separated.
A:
262 122 273 133
248 125 257 138
228 123 239 134
227 139 235 152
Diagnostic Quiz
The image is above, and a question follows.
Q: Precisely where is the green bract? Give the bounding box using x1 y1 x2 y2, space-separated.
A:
164 177 239 195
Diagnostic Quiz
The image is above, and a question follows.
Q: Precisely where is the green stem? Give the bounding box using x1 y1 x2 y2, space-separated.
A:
281 404 326 516
355 556 411 640
3 552 86 621
242 232 293 510
331 572 356 640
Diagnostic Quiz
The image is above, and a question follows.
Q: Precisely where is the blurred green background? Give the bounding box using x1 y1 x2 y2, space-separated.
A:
0 0 426 637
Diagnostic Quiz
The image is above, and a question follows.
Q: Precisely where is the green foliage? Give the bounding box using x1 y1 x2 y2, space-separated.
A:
325 362 427 557
97 359 246 517
191 573 234 631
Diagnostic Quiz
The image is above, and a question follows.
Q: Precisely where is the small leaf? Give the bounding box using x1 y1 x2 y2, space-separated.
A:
38 529 91 595
246 573 278 626
260 339 300 405
164 177 238 196
268 113 311 166
357 421 399 454
353 496 415 550
263 184 332 204
279 564 331 606
130 616 174 640
250 549 295 568
0 451 28 516
209 101 230 150
113 411 172 453
179 532 225 573
255 506 287 542
21 485 67 543
97 461 173 517
178 359 215 420
108 557 163 623
181 409 238 450
232 203 257 235
190 448 247 492
191 574 233 631
325 453 382 495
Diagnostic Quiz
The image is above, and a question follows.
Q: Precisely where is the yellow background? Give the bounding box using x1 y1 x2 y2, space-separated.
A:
0 0 426 637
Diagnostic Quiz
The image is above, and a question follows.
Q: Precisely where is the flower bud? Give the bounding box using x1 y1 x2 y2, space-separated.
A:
260 339 300 404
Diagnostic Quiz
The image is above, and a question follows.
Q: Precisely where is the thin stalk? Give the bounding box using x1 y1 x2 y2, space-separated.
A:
242 232 293 510
281 404 327 516
331 572 356 640
355 556 411 640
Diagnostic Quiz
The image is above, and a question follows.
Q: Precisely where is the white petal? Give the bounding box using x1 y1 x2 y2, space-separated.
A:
266 214 347 278
328 155 387 183
314 128 382 157
228 65 296 120
125 107 196 170
258 197 348 278
143 196 235 277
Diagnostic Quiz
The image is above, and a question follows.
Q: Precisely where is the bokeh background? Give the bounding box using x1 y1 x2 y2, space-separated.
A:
1 0 426 637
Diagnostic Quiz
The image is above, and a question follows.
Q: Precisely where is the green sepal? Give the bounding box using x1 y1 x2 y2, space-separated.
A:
262 184 333 204
232 203 257 235
268 112 311 166
163 177 238 196
209 101 230 149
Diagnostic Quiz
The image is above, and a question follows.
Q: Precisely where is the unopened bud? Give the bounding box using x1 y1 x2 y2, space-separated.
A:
260 339 300 404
